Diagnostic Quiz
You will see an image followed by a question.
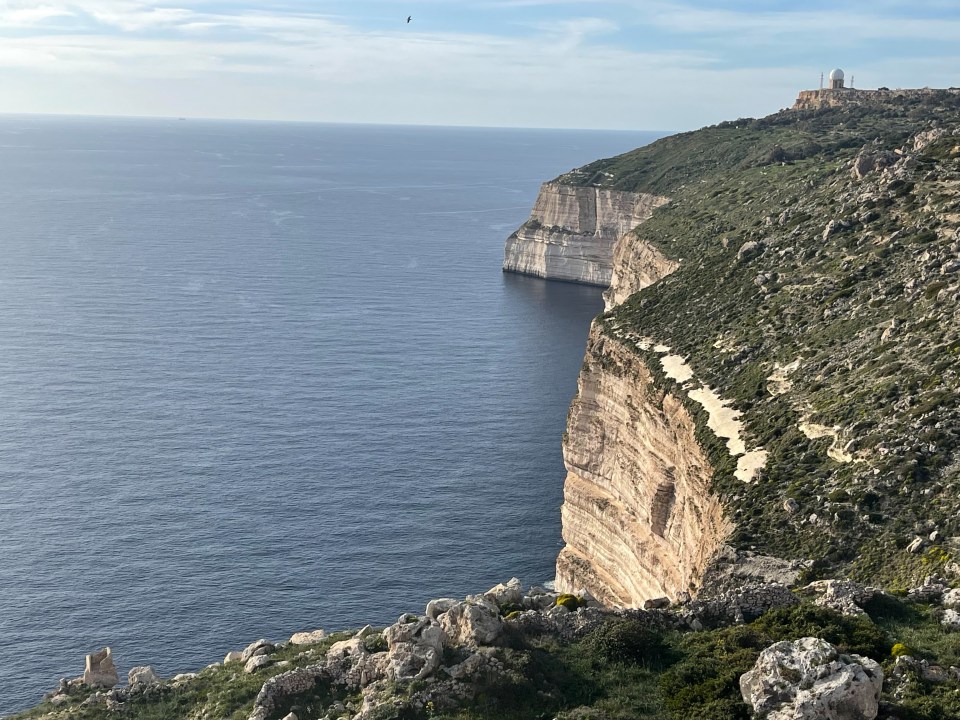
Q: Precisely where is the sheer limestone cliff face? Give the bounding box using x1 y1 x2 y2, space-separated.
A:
556 325 733 606
604 232 679 309
503 182 669 286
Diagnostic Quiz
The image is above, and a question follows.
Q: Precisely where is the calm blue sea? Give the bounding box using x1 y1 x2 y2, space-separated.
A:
0 116 662 712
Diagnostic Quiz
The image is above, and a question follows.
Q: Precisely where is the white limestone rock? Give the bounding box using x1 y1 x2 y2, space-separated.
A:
326 637 367 663
740 637 882 720
244 655 272 674
127 666 160 687
942 587 960 608
241 638 275 661
224 650 243 664
484 577 523 608
288 629 327 646
503 181 670 287
806 579 876 617
381 614 444 680
438 602 504 648
942 608 960 629
425 598 459 621
83 647 119 689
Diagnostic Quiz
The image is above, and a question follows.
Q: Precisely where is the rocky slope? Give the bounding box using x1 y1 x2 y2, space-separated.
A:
502 181 669 285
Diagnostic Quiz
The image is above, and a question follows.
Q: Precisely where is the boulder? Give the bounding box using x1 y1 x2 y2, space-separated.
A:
241 638 275 662
943 587 960 608
740 637 882 720
425 598 459 621
737 240 763 261
907 536 925 554
484 578 523 608
642 597 670 610
942 608 960 629
381 615 444 681
326 637 367 662
244 654 273 674
127 666 160 687
438 602 503 647
83 648 119 689
224 650 243 664
288 629 327 646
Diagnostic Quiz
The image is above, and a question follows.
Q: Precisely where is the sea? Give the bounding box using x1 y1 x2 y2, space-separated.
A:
0 116 663 713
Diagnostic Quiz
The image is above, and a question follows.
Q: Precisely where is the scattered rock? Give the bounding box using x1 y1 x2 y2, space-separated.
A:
907 536 925 553
740 637 882 720
241 639 275 662
127 666 160 687
83 648 119 689
244 655 273 674
642 597 670 610
737 240 763 261
852 149 898 180
224 650 243 664
942 587 960 608
288 629 327 646
784 498 800 514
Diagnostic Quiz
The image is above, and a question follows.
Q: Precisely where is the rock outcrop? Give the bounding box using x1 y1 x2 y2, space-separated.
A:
740 637 883 720
556 323 733 606
503 181 669 286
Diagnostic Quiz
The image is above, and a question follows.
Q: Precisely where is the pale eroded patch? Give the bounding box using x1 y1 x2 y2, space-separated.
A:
613 329 767 483
799 420 855 464
767 358 802 396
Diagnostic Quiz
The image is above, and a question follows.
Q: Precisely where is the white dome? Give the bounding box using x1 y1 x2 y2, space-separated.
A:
829 68 844 81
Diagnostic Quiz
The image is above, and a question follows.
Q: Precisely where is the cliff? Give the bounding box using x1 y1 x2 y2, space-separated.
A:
555 89 960 606
556 324 732 605
502 181 669 286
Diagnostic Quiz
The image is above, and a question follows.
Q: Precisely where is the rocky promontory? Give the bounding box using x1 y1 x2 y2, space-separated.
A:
502 181 669 286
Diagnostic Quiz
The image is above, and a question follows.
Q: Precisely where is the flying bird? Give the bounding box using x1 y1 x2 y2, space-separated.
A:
406 16 412 23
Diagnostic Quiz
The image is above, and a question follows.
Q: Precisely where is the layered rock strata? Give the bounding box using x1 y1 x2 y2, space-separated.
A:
556 325 733 606
604 233 679 309
503 182 669 286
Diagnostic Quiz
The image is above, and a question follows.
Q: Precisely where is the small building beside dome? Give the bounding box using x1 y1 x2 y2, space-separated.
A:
829 68 845 90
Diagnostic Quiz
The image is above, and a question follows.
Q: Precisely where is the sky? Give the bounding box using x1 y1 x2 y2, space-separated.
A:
0 0 957 130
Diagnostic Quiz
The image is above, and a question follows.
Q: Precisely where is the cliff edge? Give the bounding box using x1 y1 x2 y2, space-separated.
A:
555 89 960 606
502 181 669 286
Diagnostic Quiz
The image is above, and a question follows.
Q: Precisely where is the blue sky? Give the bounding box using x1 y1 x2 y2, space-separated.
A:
0 1 957 129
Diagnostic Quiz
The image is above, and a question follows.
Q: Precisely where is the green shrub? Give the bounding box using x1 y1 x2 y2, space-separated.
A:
580 620 669 667
892 642 916 658
556 594 581 611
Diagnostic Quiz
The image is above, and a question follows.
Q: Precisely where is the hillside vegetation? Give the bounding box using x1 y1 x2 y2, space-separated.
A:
586 91 960 589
